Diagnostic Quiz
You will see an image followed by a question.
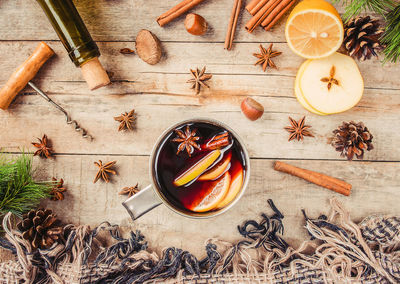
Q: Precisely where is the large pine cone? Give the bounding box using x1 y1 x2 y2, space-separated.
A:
332 121 374 161
17 209 63 250
343 16 384 61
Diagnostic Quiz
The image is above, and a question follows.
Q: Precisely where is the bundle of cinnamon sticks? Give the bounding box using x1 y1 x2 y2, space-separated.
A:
245 0 296 33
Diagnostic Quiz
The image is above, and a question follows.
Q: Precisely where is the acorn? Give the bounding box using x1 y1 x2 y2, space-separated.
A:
184 14 208 36
241 97 264 121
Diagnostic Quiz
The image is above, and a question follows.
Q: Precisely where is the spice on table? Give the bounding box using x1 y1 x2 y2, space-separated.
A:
332 121 374 161
157 0 207 27
185 13 208 35
172 125 201 157
50 178 67 201
245 0 296 33
187 66 212 94
343 16 384 61
320 66 340 91
119 183 140 198
94 160 117 183
241 97 264 121
253 44 282 72
120 48 135 55
17 208 63 249
224 0 242 50
114 109 136 131
32 134 53 159
135 30 162 65
284 116 314 142
274 161 352 196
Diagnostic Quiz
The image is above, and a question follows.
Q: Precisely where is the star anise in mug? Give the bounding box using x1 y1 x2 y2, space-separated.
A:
32 134 53 159
94 160 117 183
284 116 314 142
172 125 201 157
50 178 67 201
187 66 212 94
119 183 140 198
114 109 136 131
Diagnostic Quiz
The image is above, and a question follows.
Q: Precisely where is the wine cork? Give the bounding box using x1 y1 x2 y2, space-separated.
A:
80 57 111 90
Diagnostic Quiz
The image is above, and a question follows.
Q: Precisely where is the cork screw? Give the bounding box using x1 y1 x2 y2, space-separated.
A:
0 42 93 140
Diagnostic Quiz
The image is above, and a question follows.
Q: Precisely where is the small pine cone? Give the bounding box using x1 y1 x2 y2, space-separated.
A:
17 209 63 250
332 121 374 161
343 16 384 61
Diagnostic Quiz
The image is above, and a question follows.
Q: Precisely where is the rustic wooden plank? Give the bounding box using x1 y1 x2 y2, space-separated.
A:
0 0 354 43
24 155 400 256
0 41 398 90
1 87 398 160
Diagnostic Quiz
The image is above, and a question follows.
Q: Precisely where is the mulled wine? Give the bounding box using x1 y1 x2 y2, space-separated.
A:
154 122 247 214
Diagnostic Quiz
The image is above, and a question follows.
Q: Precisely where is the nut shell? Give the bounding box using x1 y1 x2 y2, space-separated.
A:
135 30 162 65
241 97 264 121
184 13 208 36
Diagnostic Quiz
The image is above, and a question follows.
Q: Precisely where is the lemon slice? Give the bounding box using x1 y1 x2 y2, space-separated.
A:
285 0 344 59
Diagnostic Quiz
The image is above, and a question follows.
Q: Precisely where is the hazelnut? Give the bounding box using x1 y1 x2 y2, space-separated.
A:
184 13 208 36
135 29 162 65
241 97 264 121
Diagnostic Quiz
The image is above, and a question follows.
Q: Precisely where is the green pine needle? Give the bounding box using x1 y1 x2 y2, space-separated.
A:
0 153 52 230
382 4 400 64
333 0 396 21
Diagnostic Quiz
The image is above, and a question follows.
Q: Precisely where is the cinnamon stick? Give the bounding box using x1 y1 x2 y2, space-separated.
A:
157 0 207 27
274 161 352 196
246 0 262 13
224 0 242 50
262 0 295 29
249 0 270 16
245 0 282 33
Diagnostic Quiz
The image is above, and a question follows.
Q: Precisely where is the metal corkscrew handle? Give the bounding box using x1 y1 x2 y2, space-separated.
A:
28 82 93 141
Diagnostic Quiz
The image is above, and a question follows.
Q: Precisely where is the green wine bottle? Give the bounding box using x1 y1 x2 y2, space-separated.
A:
36 0 110 90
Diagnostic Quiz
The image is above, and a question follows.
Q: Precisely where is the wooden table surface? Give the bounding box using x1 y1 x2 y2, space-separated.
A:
1 0 400 259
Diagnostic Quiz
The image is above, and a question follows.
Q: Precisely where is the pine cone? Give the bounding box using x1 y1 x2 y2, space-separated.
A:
343 16 384 61
17 209 63 250
332 121 374 161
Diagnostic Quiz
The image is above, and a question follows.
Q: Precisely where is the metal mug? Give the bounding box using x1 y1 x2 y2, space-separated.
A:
122 118 251 220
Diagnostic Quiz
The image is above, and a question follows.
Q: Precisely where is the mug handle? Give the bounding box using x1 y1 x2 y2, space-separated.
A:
122 184 162 220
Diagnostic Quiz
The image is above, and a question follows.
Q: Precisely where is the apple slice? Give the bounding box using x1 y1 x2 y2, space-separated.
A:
295 60 327 116
198 152 232 181
190 172 231 212
216 160 244 209
300 52 364 114
173 150 221 187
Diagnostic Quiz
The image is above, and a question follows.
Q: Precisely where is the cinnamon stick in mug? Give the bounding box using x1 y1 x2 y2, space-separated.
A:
274 161 352 196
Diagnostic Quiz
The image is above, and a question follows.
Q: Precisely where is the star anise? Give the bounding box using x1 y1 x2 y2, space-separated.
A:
321 66 340 91
114 109 136 131
32 134 53 159
119 183 140 198
172 125 201 157
94 160 117 183
187 66 212 94
253 44 282 72
50 178 67 201
284 116 314 142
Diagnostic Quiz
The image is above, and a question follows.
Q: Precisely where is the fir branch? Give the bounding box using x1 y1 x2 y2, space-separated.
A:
333 0 396 21
382 4 400 63
0 153 52 230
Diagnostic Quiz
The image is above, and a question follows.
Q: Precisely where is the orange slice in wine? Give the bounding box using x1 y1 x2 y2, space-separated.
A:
173 150 221 187
190 172 231 212
216 160 243 209
198 152 232 181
